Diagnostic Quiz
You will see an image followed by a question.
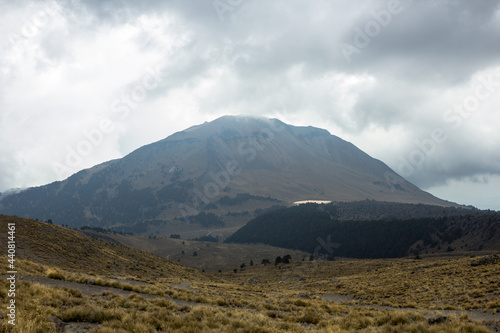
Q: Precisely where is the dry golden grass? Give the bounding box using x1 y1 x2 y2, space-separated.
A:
0 215 498 332
225 254 500 312
0 215 204 279
1 255 496 332
0 274 494 332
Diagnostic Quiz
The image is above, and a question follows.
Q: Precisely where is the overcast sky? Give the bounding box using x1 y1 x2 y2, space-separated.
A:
1 0 499 210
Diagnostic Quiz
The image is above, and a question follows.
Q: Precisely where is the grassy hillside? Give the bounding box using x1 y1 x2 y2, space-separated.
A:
0 215 498 332
0 214 201 279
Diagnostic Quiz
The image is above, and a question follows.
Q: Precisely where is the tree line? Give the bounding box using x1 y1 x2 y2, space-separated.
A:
225 202 500 258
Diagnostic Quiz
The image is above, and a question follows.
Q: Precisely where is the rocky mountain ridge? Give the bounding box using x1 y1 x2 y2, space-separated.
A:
0 115 455 235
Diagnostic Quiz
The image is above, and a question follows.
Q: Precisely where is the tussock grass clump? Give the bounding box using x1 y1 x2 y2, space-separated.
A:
297 309 321 325
487 299 500 308
293 299 309 307
2 305 57 333
46 268 66 281
62 287 83 298
215 298 229 306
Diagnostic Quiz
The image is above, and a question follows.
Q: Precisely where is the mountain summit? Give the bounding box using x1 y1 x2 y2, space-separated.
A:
0 115 454 234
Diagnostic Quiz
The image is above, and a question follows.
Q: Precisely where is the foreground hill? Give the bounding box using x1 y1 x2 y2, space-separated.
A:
0 214 200 279
226 201 500 258
0 214 498 332
0 116 454 236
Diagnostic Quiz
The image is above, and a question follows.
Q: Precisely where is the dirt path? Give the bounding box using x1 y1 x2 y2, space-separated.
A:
11 275 198 308
2 275 213 332
5 275 499 332
320 293 500 331
291 279 499 325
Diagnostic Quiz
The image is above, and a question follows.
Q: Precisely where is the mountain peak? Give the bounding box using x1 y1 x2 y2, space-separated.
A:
179 115 285 136
171 115 334 146
1 115 454 233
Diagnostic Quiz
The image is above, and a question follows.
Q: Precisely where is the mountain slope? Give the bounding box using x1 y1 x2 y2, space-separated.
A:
0 115 454 232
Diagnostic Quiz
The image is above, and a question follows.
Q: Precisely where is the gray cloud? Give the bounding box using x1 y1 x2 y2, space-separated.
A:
339 0 500 82
0 0 499 209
